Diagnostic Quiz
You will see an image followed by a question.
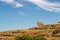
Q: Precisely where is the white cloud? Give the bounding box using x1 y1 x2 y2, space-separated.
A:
27 0 60 13
0 0 23 8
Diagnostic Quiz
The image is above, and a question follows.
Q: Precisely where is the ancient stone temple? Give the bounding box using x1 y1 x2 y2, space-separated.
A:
37 22 44 28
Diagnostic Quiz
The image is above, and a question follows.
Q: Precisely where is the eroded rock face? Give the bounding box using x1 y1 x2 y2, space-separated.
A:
45 22 60 29
51 22 60 29
55 21 60 24
52 30 60 37
37 22 44 28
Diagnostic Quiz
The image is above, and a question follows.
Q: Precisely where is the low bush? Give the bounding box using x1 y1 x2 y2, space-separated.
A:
15 36 47 40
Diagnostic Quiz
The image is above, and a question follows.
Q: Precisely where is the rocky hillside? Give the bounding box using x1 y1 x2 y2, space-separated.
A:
0 22 60 40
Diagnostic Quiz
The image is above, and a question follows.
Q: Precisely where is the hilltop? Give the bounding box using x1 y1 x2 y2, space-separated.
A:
0 21 60 40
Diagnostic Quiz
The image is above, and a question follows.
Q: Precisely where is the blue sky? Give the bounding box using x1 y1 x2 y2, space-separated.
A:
0 0 60 31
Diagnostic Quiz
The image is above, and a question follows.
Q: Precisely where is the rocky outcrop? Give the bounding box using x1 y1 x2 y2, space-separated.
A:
0 21 60 40
37 22 45 28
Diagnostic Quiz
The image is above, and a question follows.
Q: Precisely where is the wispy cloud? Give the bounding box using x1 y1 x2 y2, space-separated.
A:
0 0 23 8
18 12 26 16
27 0 60 13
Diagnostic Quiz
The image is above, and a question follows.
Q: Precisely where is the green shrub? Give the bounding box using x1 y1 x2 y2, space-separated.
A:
15 36 47 40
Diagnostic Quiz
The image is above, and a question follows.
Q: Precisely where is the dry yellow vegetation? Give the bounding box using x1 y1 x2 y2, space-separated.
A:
0 21 60 40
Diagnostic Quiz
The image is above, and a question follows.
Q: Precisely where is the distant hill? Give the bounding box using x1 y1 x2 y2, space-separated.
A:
0 22 60 40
